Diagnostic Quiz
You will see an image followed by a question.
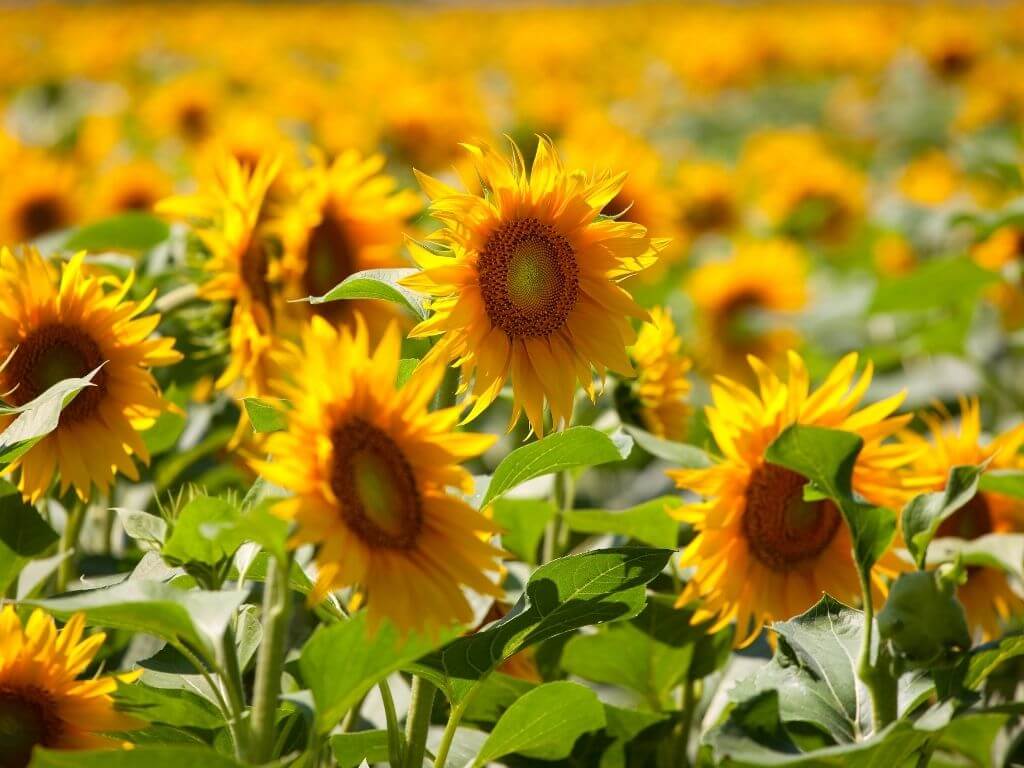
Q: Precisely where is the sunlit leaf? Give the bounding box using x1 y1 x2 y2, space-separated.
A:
302 267 426 318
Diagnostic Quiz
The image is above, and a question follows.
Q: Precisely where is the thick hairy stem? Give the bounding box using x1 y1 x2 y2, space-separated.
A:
856 570 897 731
219 623 252 762
56 498 87 593
404 677 437 768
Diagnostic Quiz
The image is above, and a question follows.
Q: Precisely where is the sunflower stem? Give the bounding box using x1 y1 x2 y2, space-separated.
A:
251 550 293 763
433 682 481 768
219 621 252 762
856 569 897 731
542 469 575 563
55 498 87 593
404 676 437 768
379 679 406 768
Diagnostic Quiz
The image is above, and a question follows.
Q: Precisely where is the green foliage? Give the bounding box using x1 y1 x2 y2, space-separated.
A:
305 267 427 318
241 397 288 434
62 213 171 252
878 570 971 668
901 463 985 568
0 480 58 594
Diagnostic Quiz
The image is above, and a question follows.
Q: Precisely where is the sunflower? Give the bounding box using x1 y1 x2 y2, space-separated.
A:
671 352 910 647
0 607 141 767
90 159 173 218
0 153 79 244
627 307 692 442
277 149 420 337
403 137 666 436
0 248 180 502
675 160 739 243
254 316 504 633
158 154 285 398
971 226 1024 329
687 239 807 382
896 399 1024 640
897 150 961 207
741 130 865 242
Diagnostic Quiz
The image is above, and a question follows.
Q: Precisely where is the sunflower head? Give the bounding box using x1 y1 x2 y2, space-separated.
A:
676 160 738 239
671 351 910 646
896 398 1024 640
255 316 504 634
898 150 961 207
0 248 181 501
403 137 667 436
688 238 807 382
0 607 142 767
276 148 420 336
91 159 173 218
625 307 692 442
0 153 78 243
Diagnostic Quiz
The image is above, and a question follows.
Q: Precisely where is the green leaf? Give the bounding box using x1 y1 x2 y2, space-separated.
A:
305 267 426 318
978 469 1024 498
564 496 683 549
116 509 167 548
396 358 418 388
330 730 390 768
425 547 672 702
298 611 458 733
162 495 242 566
927 533 1024 581
242 397 288 434
729 596 870 744
877 571 971 667
561 596 705 709
0 367 101 465
706 690 930 767
29 746 242 768
901 464 984 569
0 480 59 593
766 425 896 573
473 681 605 766
490 498 556 564
141 387 187 455
63 212 170 252
964 635 1024 689
114 681 224 729
462 673 537 724
27 580 248 665
481 426 633 507
870 257 997 314
623 425 712 468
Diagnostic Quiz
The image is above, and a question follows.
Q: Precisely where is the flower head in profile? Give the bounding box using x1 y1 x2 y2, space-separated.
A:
896 399 1024 640
255 316 504 633
403 137 667 436
626 307 692 442
671 352 910 647
0 248 181 501
0 607 142 767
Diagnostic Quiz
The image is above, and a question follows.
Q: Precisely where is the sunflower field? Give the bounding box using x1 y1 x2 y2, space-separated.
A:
3 2 1024 767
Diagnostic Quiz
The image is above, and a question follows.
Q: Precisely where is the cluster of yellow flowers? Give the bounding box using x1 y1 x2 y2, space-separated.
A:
1 4 1024 761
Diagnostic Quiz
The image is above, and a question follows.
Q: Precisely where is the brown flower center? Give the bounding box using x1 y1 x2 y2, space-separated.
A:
742 463 842 572
937 494 994 541
304 214 355 302
241 233 273 314
329 418 423 549
0 685 63 768
178 103 210 142
17 195 68 240
683 196 734 233
116 188 157 213
478 217 579 338
2 324 107 424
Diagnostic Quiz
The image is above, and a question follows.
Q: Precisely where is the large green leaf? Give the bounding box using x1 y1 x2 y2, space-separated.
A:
561 596 705 709
877 571 970 667
30 746 242 768
298 611 458 733
564 496 682 549
927 533 1024 581
0 367 102 465
305 267 426 318
623 425 712 468
901 464 984 569
113 681 224 729
729 596 870 744
473 681 605 766
765 425 896 573
869 257 997 314
481 427 633 507
490 498 556 565
62 212 170 252
421 547 671 702
27 580 248 665
161 495 243 566
978 469 1024 498
0 480 58 593
330 730 390 768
